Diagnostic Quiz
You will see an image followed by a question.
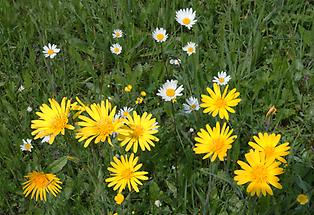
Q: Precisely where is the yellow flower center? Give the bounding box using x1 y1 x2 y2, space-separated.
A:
251 165 268 183
297 194 309 204
212 138 224 153
264 146 275 158
97 119 114 135
187 47 194 53
182 17 191 25
133 125 144 138
53 115 68 132
115 32 121 37
114 47 120 53
123 111 129 117
219 77 225 83
47 49 55 55
166 88 175 97
215 98 226 108
191 104 196 109
25 143 32 151
122 168 133 180
32 173 49 188
156 33 165 41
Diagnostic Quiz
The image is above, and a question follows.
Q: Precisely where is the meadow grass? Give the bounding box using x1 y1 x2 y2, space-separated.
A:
0 0 313 214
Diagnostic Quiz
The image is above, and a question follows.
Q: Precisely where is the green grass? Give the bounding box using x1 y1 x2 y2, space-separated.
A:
0 0 313 214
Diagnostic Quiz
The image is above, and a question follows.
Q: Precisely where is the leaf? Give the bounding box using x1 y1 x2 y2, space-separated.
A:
47 156 68 173
165 180 177 198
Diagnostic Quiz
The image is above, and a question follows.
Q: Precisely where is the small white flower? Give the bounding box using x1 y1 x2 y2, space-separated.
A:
157 80 184 102
169 58 181 66
42 43 60 59
18 85 25 92
212 71 231 86
176 8 197 30
183 97 200 113
152 27 168 43
27 106 32 112
20 139 33 152
154 200 162 207
183 42 197 56
110 43 122 55
112 29 123 38
171 165 176 170
41 136 50 143
118 107 133 118
189 128 194 133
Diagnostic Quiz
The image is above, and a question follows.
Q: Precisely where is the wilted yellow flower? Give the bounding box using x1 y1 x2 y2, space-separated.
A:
135 97 143 104
124 84 132 92
297 194 309 205
114 193 124 205
266 105 277 117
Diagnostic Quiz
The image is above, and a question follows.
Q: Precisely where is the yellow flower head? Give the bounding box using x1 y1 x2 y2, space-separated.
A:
297 194 309 205
266 105 277 117
193 122 237 161
114 193 124 205
23 171 62 201
248 133 290 163
234 150 284 197
200 83 241 120
31 97 74 144
140 91 147 97
118 111 159 153
105 154 149 193
75 100 123 148
135 97 144 104
124 84 132 92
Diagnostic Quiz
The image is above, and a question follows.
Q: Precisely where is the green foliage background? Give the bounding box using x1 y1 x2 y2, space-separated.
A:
0 0 313 214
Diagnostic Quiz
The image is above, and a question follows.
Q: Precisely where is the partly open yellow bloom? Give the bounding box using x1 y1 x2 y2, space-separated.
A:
200 83 241 120
194 122 237 161
118 111 159 153
234 150 284 197
114 193 124 205
297 194 309 205
105 154 149 193
31 97 74 144
75 100 123 148
23 171 62 201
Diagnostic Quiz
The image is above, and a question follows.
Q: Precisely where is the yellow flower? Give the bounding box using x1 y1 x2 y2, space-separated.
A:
266 105 277 117
193 122 237 161
75 100 122 148
22 171 62 201
31 97 74 144
200 83 241 120
234 150 284 197
140 91 147 97
105 154 149 193
70 97 87 119
297 194 309 205
114 193 124 205
135 97 144 104
124 84 132 92
248 133 290 163
118 111 159 153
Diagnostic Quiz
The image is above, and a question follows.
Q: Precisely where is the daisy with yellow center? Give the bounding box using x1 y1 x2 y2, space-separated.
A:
20 139 33 152
157 79 184 102
105 153 149 193
200 83 241 120
194 122 237 161
152 27 168 43
114 193 124 205
118 107 133 119
42 43 60 59
112 29 123 39
213 71 231 86
110 43 122 55
175 8 197 29
182 42 197 56
248 133 290 163
118 111 159 153
234 150 284 197
183 96 200 113
23 171 62 201
31 97 74 144
75 100 123 148
297 194 309 205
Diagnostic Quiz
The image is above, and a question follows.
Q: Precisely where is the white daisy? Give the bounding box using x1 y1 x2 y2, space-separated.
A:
18 85 25 92
169 58 181 66
42 43 60 59
157 80 184 102
20 139 33 152
110 43 122 55
41 135 50 143
118 107 133 118
112 29 123 38
212 71 231 86
175 8 197 30
152 27 168 43
182 42 197 56
154 200 162 207
183 96 200 113
27 106 32 112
